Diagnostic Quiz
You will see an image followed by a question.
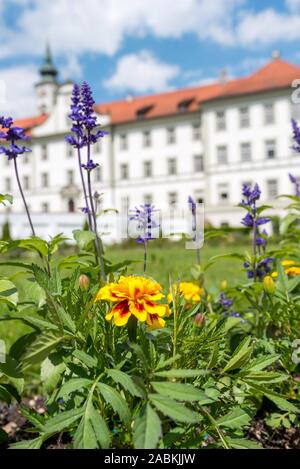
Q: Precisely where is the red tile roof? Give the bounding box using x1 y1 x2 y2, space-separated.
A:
13 59 300 128
15 113 48 134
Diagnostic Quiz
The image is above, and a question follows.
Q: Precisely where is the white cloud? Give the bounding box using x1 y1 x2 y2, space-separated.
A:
103 50 180 93
0 0 242 59
286 0 300 11
61 54 82 80
236 8 300 46
0 65 37 117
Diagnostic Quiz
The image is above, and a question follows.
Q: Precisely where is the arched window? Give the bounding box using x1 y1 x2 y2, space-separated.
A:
68 199 75 213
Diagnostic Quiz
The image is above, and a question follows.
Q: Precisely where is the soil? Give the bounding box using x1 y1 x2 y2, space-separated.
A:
1 397 300 449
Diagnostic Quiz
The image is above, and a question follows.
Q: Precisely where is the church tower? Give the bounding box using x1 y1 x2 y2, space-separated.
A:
35 44 59 114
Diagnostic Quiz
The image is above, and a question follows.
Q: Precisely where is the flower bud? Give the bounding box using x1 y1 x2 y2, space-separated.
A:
78 274 90 291
263 275 275 294
220 280 228 290
194 313 205 327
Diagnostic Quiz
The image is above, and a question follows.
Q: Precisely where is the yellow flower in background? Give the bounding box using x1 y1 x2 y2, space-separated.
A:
263 276 275 294
168 282 204 304
285 266 300 277
271 259 300 278
95 275 169 327
220 280 228 290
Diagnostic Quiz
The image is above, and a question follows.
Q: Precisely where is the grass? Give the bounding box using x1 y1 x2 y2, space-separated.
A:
0 240 248 350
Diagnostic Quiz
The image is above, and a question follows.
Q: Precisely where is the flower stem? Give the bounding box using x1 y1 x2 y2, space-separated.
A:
252 213 258 282
143 241 147 273
13 156 35 237
77 147 92 229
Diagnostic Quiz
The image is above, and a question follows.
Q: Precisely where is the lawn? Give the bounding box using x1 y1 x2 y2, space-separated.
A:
0 240 247 349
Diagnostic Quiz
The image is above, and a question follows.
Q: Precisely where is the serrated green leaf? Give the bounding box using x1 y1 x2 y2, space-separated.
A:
73 230 96 250
73 350 97 369
150 394 200 423
73 398 111 449
217 408 252 429
107 368 142 397
0 279 18 306
133 403 161 449
223 337 252 373
57 378 92 399
154 369 209 379
9 437 44 449
227 438 262 449
151 381 214 404
0 355 23 379
23 333 66 365
43 407 84 433
97 383 130 425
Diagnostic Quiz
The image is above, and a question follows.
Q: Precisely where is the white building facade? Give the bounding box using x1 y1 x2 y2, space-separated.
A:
1 50 300 242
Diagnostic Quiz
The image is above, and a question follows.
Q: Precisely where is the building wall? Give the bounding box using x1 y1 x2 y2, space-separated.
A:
1 85 299 241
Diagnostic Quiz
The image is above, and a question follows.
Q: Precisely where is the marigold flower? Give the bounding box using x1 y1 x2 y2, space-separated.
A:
95 275 169 327
168 282 204 304
285 266 300 277
271 260 300 278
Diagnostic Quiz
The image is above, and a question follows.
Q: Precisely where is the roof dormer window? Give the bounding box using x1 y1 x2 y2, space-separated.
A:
136 105 154 120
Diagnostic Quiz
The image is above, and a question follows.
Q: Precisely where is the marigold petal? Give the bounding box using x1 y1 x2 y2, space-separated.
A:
146 314 166 329
144 301 167 317
129 301 147 322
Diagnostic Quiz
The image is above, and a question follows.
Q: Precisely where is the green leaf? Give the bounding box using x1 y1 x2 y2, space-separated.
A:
40 354 66 394
245 382 299 413
43 407 84 433
73 398 111 449
0 355 23 379
57 378 92 399
217 408 252 430
133 403 161 449
10 238 48 257
154 369 209 379
155 354 181 371
223 337 252 373
73 350 97 369
280 213 299 235
9 437 44 449
97 383 131 425
150 381 214 404
0 193 13 206
9 332 38 361
244 371 287 384
23 315 59 332
227 438 262 449
244 354 280 372
73 230 96 250
150 394 200 423
19 405 45 430
107 369 143 397
0 279 18 306
23 332 66 365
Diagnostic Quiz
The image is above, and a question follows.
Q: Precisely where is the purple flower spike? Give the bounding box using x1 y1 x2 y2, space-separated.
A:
289 173 300 197
81 159 99 171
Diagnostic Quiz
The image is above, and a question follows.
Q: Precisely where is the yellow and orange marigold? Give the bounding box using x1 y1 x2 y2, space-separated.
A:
168 282 204 304
272 260 300 278
95 275 169 329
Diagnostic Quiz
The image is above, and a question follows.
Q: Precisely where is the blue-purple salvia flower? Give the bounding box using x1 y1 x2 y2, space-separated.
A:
0 117 32 160
81 159 99 171
291 118 300 153
219 292 233 310
289 173 300 197
129 204 159 244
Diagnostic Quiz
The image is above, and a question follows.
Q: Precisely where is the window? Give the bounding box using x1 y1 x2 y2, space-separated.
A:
192 123 201 141
217 145 227 165
241 143 252 162
143 161 152 178
265 140 276 159
194 190 204 204
168 158 177 176
67 170 74 185
42 202 49 213
168 192 177 207
144 194 153 205
67 145 73 158
68 199 75 213
167 127 176 145
216 110 226 131
143 130 151 148
41 144 48 161
23 153 30 164
120 134 128 151
5 178 11 192
95 167 102 182
264 103 274 125
194 155 204 172
120 163 129 180
41 172 48 187
267 179 278 198
218 183 229 203
23 176 30 190
240 107 250 128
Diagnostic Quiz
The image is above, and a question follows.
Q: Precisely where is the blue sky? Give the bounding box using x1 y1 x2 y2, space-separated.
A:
1 0 300 116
